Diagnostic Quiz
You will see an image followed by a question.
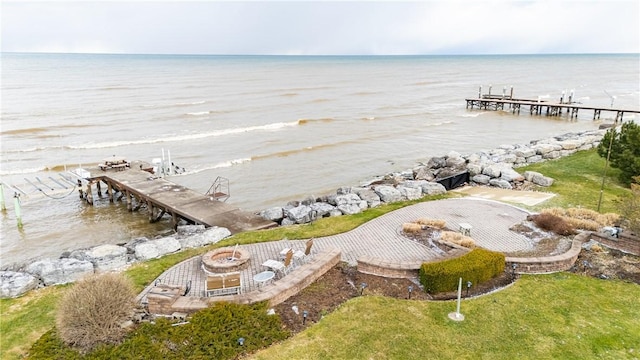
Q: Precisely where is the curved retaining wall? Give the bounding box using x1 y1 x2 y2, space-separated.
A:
506 232 589 274
148 248 341 316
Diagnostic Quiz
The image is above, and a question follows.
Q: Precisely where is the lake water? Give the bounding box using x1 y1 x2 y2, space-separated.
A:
1 53 638 267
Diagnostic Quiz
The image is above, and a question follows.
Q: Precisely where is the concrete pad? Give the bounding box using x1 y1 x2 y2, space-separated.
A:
452 186 555 206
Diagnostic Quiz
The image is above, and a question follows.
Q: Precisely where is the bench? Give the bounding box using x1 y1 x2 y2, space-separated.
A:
205 272 242 297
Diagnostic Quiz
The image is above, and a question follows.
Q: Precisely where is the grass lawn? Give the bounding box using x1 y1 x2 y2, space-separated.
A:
251 273 640 360
518 149 629 213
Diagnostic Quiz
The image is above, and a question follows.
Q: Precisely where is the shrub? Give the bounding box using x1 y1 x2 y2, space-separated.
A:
528 213 576 236
540 207 620 231
415 218 446 229
402 222 423 234
440 231 475 248
33 301 289 359
56 273 136 353
419 248 505 293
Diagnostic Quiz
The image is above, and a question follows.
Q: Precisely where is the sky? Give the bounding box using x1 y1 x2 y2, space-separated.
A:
2 1 639 55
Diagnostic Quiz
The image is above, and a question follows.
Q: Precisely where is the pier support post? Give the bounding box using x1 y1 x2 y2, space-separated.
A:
107 182 113 202
86 183 93 205
96 181 102 197
148 202 155 221
14 193 23 228
126 190 132 211
77 180 84 199
0 183 6 212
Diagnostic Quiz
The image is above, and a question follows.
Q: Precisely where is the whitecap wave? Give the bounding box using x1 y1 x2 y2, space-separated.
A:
181 158 252 175
68 121 300 150
186 111 210 116
460 112 485 118
0 166 47 176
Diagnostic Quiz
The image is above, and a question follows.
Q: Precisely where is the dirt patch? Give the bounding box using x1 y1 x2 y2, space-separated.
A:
274 263 515 334
569 247 640 284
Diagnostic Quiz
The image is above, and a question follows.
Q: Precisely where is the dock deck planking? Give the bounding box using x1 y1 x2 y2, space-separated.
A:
86 168 276 233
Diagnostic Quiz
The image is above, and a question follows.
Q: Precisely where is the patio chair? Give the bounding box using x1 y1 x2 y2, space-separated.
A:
262 249 294 277
293 238 314 265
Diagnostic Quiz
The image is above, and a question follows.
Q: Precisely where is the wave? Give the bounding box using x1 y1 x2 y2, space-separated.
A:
460 112 485 118
67 121 301 150
186 111 211 116
1 145 61 154
1 127 49 135
297 118 335 125
181 158 252 175
0 166 48 176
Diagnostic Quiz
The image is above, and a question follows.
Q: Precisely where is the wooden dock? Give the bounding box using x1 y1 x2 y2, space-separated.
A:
466 94 640 121
81 164 276 234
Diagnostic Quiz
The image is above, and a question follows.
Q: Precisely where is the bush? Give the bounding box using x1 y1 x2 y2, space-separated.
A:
415 218 446 229
597 120 640 185
402 222 423 234
440 231 475 248
419 248 505 293
528 213 576 236
55 273 136 353
540 207 620 231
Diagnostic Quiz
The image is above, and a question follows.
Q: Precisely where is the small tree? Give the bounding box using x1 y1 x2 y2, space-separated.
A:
618 176 640 235
597 121 640 185
56 273 136 353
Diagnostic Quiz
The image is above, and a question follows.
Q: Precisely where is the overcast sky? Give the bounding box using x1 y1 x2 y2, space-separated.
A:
2 1 639 55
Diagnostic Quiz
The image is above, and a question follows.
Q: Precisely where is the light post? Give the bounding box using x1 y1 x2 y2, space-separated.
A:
408 285 413 299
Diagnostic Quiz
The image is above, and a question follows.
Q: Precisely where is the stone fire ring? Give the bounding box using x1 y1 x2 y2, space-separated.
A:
202 247 251 273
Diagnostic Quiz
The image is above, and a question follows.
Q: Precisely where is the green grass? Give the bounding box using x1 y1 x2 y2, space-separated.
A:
518 149 630 213
251 273 640 360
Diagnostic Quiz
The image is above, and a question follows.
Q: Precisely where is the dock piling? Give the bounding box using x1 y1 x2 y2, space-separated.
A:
14 193 23 228
0 183 6 212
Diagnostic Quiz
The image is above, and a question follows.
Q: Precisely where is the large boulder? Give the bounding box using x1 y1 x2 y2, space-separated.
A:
526 155 543 163
260 207 284 222
374 185 402 203
176 224 206 236
466 163 483 177
472 174 491 185
310 202 337 218
70 244 128 272
25 258 94 286
0 271 38 298
427 156 447 169
134 237 181 261
514 147 536 158
335 193 364 215
524 171 555 187
285 204 313 224
353 188 381 208
178 227 231 249
482 164 502 178
500 167 525 182
421 182 447 195
413 166 435 181
489 178 513 189
397 185 423 200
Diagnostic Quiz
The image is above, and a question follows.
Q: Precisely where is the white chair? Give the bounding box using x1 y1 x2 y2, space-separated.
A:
262 249 294 277
293 238 314 265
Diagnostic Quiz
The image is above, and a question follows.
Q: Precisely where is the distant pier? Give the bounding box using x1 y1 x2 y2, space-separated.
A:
79 161 276 233
465 87 640 121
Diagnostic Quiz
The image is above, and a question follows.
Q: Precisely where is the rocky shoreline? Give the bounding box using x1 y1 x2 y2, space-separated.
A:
0 128 606 298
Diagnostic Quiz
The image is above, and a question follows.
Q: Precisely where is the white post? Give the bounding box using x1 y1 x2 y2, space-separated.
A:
0 183 6 211
161 148 166 177
14 193 23 228
448 277 465 321
168 149 172 176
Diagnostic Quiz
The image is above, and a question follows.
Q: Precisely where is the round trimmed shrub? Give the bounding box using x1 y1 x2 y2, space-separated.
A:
56 273 136 353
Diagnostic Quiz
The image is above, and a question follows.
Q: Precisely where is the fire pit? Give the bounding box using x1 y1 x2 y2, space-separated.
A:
202 246 251 273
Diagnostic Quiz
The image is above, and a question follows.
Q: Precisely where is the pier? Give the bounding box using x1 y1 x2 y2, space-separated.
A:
465 87 640 121
80 162 276 233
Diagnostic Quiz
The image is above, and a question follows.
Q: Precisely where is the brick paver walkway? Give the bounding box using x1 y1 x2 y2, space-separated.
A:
139 198 532 301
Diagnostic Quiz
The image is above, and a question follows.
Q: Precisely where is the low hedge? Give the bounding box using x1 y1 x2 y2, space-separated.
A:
419 248 505 293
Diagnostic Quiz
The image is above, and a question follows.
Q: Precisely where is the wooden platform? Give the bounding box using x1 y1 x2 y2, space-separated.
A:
465 96 640 120
84 167 276 234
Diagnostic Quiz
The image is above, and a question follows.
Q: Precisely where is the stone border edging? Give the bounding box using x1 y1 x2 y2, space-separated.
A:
588 232 640 256
506 232 589 274
148 248 341 315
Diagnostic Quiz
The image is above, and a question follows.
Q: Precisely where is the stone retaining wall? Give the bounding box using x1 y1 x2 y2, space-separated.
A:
506 232 589 274
589 232 640 256
150 248 341 315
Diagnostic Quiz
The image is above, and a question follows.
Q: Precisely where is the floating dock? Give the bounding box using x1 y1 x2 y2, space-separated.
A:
80 162 276 233
465 88 640 120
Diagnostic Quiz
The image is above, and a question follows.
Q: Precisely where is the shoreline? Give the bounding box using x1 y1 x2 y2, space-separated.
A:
0 127 611 298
